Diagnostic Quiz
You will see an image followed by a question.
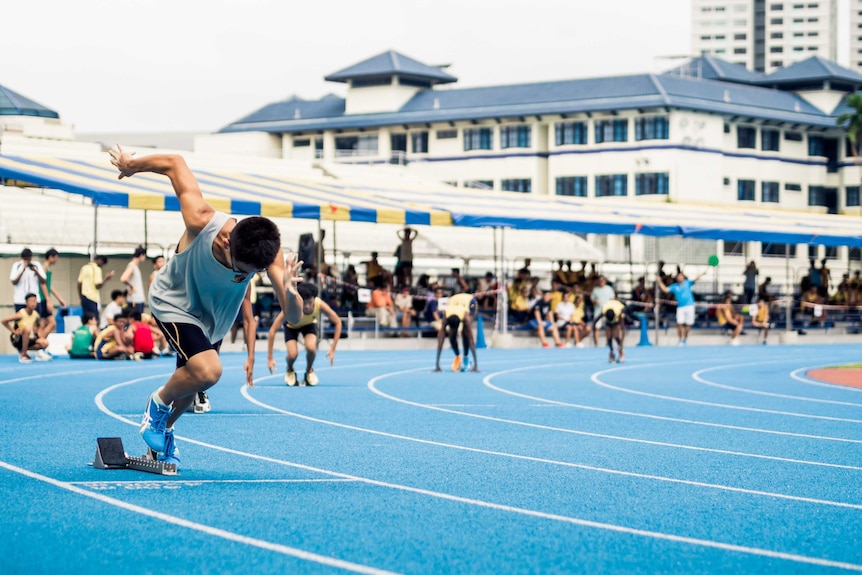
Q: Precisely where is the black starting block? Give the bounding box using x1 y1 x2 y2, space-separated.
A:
185 390 211 413
91 437 177 476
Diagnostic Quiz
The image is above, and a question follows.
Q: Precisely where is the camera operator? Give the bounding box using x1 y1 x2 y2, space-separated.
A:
10 248 46 313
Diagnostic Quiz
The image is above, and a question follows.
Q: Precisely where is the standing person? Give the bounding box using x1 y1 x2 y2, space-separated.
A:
78 255 114 319
742 261 758 304
657 269 707 346
434 292 479 372
40 248 67 336
2 293 51 363
10 248 45 313
590 275 616 345
267 282 342 386
109 145 300 468
121 247 148 314
395 227 417 288
149 255 166 288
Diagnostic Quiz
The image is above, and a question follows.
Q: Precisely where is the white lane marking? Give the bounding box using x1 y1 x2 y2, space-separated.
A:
483 363 862 445
791 366 862 392
692 363 862 407
592 361 862 424
0 461 400 575
93 376 862 573
70 478 357 487
240 376 862 511
0 364 162 387
366 368 862 471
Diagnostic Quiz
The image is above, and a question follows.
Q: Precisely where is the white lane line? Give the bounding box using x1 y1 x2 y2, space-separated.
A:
0 364 164 387
0 461 399 575
240 376 862 510
366 368 862 471
791 366 862 392
483 363 862 445
92 376 862 573
692 363 862 407
592 361 862 424
70 479 357 487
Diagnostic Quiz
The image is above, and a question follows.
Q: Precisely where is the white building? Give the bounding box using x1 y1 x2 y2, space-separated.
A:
851 0 862 70
691 0 838 73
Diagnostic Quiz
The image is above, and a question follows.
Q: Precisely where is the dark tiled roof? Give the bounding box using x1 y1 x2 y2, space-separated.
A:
226 94 344 126
662 55 766 85
0 84 59 118
757 56 862 85
324 50 456 84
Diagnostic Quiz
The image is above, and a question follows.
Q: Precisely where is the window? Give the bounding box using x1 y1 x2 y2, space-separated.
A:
762 181 780 203
556 176 588 197
735 33 747 40
463 127 493 151
555 122 588 145
807 31 818 36
595 119 628 143
724 123 731 134
501 179 531 193
293 138 311 147
808 185 826 206
634 117 669 141
738 179 756 201
724 241 744 256
733 47 747 54
335 134 378 155
436 129 457 139
700 35 712 40
807 17 818 22
770 17 783 24
595 174 628 197
785 131 803 141
770 3 783 9
808 135 824 156
351 77 391 88
411 131 429 154
770 32 784 38
770 46 784 53
824 246 837 259
847 186 861 207
500 125 531 149
762 243 797 257
850 247 862 262
737 126 757 149
771 60 784 67
464 180 494 190
762 129 780 151
785 183 802 191
635 172 670 196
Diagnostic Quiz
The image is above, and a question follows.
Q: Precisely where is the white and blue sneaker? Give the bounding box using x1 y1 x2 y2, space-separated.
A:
140 391 171 453
461 356 469 372
158 428 180 467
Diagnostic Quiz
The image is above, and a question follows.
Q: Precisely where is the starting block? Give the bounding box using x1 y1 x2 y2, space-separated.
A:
91 437 177 476
185 391 211 413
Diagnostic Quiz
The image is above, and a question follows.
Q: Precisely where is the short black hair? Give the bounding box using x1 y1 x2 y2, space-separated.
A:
129 310 142 322
445 314 461 331
95 255 108 265
297 282 319 300
152 255 165 263
81 312 96 324
605 309 616 322
133 247 147 258
21 248 32 259
24 293 37 301
230 217 281 270
45 248 59 258
110 289 127 301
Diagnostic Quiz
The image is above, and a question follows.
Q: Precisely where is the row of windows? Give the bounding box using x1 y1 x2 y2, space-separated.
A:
769 16 819 23
556 173 669 197
736 180 860 207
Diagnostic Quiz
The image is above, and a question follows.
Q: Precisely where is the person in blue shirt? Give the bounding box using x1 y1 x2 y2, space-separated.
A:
657 269 706 346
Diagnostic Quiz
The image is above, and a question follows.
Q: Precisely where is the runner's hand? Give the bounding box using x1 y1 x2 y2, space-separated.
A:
244 357 254 387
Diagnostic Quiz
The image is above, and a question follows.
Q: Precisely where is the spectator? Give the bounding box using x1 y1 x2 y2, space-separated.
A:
127 310 166 359
394 285 416 336
751 296 773 344
121 247 148 313
570 291 592 347
149 255 166 288
563 260 579 288
40 248 67 336
2 293 51 363
340 264 360 311
510 284 531 324
553 261 567 286
819 258 831 298
395 227 417 288
554 290 576 346
424 286 444 331
364 252 384 287
100 289 128 329
78 255 114 318
94 313 135 360
800 285 825 326
743 261 758 304
715 292 744 345
590 275 616 345
10 248 45 313
366 280 396 328
476 272 496 310
529 291 565 348
67 312 99 359
441 268 469 294
657 269 707 346
757 276 773 302
632 276 654 309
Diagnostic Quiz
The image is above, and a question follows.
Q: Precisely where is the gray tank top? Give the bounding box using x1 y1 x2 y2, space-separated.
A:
149 212 252 343
127 263 145 304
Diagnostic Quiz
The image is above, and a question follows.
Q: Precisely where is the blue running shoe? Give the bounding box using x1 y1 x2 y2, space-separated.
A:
140 392 171 453
159 429 181 467
461 356 469 372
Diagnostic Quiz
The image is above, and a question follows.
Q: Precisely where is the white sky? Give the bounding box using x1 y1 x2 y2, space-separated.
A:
0 0 851 134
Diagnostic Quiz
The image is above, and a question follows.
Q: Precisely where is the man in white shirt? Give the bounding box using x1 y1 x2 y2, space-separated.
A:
10 248 45 312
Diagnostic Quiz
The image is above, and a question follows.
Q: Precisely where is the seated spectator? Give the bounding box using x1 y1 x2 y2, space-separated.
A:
632 276 654 309
800 285 825 325
423 287 444 331
529 291 564 348
394 285 416 336
100 289 128 329
476 272 496 310
510 285 531 324
715 292 744 345
67 312 99 359
127 310 166 359
441 268 469 294
570 292 592 347
2 293 51 363
554 291 576 346
340 264 361 311
366 280 396 328
758 276 773 302
94 313 135 360
751 296 773 345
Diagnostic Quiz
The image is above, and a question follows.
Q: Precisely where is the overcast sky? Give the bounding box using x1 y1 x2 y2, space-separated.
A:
1 0 850 134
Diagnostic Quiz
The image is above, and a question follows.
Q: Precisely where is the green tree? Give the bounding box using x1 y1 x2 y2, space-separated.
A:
836 93 862 163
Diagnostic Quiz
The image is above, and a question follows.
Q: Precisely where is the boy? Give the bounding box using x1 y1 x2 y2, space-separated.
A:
434 292 479 372
68 312 99 359
2 293 51 363
94 313 135 360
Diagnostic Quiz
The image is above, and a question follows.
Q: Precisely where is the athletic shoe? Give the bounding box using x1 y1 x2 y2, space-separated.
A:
140 392 171 453
730 338 740 346
18 354 32 364
451 355 462 372
305 371 319 387
158 428 180 467
461 356 469 372
576 342 586 349
542 342 550 348
35 350 52 362
285 370 297 386
555 343 565 348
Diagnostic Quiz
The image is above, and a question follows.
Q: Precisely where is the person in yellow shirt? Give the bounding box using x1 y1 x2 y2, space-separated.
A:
2 293 51 363
77 255 114 318
94 313 135 360
715 292 744 345
434 292 479 373
267 282 342 386
751 296 772 344
595 298 628 363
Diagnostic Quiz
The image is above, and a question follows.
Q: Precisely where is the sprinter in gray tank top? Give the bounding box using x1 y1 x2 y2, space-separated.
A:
109 145 304 468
